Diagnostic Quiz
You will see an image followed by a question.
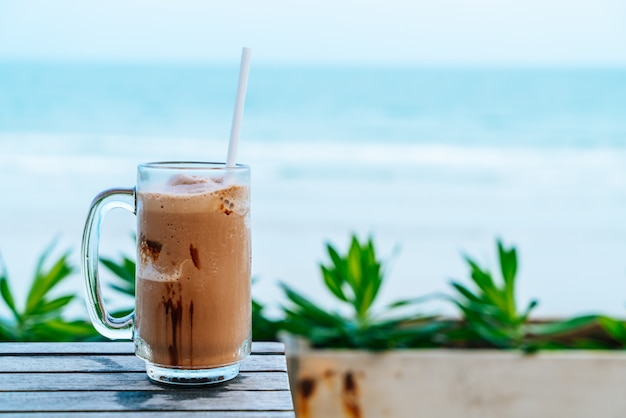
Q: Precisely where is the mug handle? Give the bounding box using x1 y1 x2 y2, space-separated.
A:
81 188 136 340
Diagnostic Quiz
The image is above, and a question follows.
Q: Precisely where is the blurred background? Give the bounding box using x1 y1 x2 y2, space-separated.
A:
1 0 625 318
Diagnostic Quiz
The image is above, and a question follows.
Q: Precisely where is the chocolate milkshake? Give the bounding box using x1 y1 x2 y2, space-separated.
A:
134 173 251 369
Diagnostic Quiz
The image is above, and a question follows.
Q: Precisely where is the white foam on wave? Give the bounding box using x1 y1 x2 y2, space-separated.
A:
2 133 625 181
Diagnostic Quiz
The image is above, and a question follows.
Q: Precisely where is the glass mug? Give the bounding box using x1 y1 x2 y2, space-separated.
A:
81 162 251 385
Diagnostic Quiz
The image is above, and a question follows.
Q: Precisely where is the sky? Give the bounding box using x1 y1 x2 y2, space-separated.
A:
0 0 625 66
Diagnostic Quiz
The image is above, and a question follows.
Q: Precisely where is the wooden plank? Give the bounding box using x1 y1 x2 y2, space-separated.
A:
0 391 295 412
0 342 284 355
0 342 134 355
0 371 291 391
250 342 285 354
0 354 287 373
0 413 295 418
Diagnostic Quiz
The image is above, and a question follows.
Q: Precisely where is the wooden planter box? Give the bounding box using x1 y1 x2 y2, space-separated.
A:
287 349 626 418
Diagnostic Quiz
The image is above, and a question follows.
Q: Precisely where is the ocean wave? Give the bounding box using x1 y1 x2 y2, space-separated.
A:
2 133 625 172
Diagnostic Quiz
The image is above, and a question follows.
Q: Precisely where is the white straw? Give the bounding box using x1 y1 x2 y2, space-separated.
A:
226 47 252 168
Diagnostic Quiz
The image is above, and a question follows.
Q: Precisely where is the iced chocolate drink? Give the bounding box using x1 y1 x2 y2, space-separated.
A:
135 170 251 377
82 162 251 385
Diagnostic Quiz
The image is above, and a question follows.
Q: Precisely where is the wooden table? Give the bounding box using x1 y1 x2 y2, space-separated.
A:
0 341 295 417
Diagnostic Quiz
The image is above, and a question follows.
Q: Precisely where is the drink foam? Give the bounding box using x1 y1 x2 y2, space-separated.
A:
140 175 249 216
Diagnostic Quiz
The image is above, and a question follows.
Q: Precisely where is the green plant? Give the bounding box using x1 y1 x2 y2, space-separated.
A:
252 298 280 341
596 316 626 348
446 240 599 350
279 234 444 349
0 242 98 341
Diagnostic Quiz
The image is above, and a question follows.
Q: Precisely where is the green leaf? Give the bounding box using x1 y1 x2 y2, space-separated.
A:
383 294 439 311
109 284 130 296
35 295 75 316
26 251 73 315
33 319 99 341
527 315 598 338
33 239 58 280
280 283 345 328
0 276 19 319
519 299 539 322
451 281 480 303
346 236 363 301
466 257 505 310
101 256 136 296
359 237 383 317
471 321 517 348
366 320 446 349
498 240 518 317
326 243 347 279
498 240 518 287
321 265 348 302
321 235 389 322
598 316 626 342
461 299 507 318
0 318 16 341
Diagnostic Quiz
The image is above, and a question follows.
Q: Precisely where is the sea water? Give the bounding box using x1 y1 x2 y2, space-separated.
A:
1 62 625 318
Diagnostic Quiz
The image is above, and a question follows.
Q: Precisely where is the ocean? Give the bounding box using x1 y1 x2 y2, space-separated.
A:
1 61 626 319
